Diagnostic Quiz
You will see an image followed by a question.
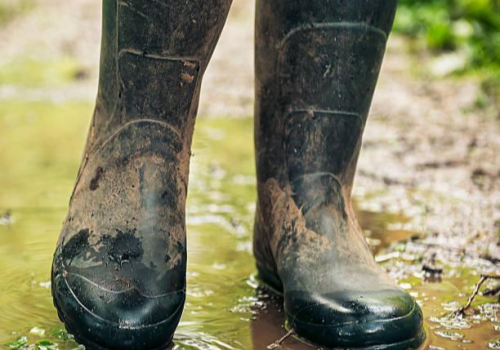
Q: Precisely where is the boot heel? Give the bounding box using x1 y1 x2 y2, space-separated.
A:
256 264 284 296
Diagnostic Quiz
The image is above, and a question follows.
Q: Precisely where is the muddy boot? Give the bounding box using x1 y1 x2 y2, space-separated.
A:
254 0 425 348
51 1 232 349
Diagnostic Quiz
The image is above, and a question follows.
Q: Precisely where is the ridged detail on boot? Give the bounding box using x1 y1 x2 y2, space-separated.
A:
116 51 200 132
285 111 363 182
278 25 387 121
280 22 388 47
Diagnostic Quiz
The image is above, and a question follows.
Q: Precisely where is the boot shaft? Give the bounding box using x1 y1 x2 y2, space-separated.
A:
91 0 232 155
70 0 233 217
255 0 397 190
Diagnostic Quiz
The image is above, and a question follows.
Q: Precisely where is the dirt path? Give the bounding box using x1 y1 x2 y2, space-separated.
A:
0 0 498 263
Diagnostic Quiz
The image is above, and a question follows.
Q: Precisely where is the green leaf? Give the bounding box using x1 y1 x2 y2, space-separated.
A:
3 341 27 350
36 341 53 347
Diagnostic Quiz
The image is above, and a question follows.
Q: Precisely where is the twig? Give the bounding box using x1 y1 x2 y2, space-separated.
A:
453 274 500 316
422 251 443 280
267 329 295 349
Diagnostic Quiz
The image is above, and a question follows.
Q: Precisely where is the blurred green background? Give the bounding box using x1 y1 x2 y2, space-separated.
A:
396 0 500 71
395 0 500 113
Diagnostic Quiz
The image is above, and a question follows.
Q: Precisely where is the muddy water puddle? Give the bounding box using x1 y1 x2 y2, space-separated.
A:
0 102 498 350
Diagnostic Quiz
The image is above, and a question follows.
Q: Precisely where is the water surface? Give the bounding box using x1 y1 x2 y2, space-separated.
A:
0 102 498 349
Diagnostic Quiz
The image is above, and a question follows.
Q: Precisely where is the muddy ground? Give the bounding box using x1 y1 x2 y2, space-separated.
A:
0 0 498 346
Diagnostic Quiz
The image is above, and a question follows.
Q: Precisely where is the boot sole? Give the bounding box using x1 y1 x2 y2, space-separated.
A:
256 265 427 350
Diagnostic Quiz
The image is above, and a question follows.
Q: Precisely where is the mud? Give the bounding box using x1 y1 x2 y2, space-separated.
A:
89 166 104 191
0 0 498 348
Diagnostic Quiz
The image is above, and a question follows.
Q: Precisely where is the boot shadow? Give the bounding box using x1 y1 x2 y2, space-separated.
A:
250 288 316 350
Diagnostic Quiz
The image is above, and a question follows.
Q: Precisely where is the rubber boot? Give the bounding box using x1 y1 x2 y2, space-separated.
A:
51 1 232 349
254 1 425 348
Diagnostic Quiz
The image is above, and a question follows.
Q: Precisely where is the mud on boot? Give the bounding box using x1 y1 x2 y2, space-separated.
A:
51 1 232 349
254 0 425 348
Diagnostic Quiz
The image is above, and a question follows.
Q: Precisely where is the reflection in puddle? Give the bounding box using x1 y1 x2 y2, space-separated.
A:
250 290 314 350
0 105 498 349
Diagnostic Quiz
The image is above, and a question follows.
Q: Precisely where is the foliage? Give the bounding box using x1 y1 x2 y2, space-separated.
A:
394 0 500 116
394 0 500 73
3 330 74 350
4 338 56 350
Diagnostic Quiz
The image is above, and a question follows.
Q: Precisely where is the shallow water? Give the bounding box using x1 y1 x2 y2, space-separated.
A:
0 102 498 350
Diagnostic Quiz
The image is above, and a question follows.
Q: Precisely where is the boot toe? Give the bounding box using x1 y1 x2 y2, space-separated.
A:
52 271 184 350
286 289 424 349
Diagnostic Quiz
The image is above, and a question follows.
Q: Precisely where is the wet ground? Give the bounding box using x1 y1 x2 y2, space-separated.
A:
0 0 499 349
0 102 498 350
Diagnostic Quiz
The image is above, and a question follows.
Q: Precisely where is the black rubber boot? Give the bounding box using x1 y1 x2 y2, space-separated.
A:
254 1 425 348
51 1 232 349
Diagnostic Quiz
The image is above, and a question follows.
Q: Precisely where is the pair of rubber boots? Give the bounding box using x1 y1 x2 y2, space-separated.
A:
51 0 424 349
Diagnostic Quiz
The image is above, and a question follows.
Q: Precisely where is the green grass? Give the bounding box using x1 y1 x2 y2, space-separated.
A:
395 0 500 72
394 0 500 117
0 58 85 87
